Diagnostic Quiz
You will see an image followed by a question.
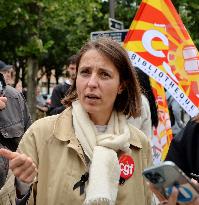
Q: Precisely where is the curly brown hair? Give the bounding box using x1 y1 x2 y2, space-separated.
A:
63 37 142 118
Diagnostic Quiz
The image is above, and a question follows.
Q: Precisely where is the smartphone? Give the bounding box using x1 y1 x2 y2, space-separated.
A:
0 73 6 96
142 161 199 204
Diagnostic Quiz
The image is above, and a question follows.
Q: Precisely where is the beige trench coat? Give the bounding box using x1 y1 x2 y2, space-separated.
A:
0 170 16 205
19 108 152 205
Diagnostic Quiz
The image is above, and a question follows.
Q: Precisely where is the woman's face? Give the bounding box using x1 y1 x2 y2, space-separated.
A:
76 49 122 125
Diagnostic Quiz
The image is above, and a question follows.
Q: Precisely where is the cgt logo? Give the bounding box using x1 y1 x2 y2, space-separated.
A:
119 154 135 179
120 163 134 176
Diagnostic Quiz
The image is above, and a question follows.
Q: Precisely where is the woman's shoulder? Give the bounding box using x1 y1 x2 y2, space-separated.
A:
32 114 59 129
128 123 150 149
128 124 152 164
20 115 59 147
19 108 72 153
23 108 72 140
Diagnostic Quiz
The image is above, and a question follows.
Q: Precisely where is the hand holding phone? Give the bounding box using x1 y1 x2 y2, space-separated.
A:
143 161 199 204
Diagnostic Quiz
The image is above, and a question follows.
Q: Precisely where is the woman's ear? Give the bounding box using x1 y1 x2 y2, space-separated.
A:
118 89 123 95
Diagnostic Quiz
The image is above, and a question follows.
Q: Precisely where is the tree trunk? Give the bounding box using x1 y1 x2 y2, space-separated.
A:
26 57 38 122
47 69 51 94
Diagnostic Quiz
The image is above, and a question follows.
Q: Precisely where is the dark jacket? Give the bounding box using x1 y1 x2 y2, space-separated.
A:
0 85 31 151
47 82 70 116
165 119 199 178
0 85 31 195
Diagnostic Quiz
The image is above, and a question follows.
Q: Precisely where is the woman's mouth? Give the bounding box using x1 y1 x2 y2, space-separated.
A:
85 94 100 103
85 94 100 99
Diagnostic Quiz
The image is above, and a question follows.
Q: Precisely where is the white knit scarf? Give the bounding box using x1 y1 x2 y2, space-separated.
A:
72 100 131 205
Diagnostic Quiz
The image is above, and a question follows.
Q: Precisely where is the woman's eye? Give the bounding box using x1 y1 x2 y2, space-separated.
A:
100 72 111 79
79 69 90 76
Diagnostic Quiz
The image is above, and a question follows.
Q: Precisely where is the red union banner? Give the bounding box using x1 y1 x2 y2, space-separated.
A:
124 0 199 118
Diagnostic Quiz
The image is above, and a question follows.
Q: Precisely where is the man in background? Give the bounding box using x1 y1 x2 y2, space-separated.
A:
0 60 31 204
0 60 14 86
47 55 77 115
0 60 31 150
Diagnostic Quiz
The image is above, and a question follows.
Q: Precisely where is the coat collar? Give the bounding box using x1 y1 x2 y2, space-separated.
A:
52 107 142 149
128 125 143 149
53 107 75 142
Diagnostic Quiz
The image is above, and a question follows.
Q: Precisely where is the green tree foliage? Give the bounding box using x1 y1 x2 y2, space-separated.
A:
174 0 199 48
115 0 141 29
0 0 108 74
0 0 108 119
0 0 198 119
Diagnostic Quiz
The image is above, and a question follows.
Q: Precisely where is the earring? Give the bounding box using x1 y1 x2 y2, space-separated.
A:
118 90 122 95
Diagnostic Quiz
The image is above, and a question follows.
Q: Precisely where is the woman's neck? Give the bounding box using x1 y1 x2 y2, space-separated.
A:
89 111 112 125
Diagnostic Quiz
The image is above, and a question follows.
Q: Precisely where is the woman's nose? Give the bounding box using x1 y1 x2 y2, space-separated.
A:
87 73 98 88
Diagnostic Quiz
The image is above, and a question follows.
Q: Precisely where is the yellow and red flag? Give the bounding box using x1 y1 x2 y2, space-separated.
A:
150 79 173 164
124 0 199 117
123 0 199 163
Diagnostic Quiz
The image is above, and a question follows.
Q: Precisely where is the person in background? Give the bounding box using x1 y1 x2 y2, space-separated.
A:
165 113 199 178
128 93 152 136
0 62 31 204
150 113 199 205
47 55 77 115
15 80 27 100
0 38 152 205
128 68 158 139
0 96 9 196
0 60 14 86
15 80 23 93
0 63 31 151
35 86 49 119
165 90 185 136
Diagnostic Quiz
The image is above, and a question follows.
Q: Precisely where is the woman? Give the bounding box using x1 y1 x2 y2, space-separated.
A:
0 38 152 205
